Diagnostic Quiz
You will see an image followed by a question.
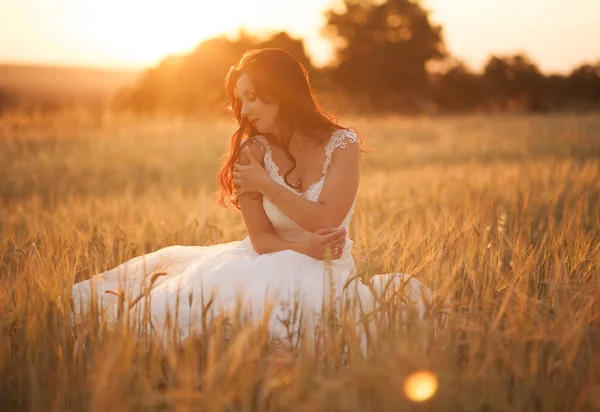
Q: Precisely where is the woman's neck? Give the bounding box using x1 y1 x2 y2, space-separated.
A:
286 128 329 152
289 130 314 153
269 127 309 152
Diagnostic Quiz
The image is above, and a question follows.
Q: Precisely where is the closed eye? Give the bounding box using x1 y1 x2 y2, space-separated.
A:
244 89 257 101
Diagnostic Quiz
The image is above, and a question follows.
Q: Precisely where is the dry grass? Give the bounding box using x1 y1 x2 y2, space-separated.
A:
1 111 600 411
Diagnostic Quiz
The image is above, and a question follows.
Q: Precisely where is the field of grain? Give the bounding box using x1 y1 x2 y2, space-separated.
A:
1 111 599 411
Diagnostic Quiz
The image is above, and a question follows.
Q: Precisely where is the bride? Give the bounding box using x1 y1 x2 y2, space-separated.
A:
71 48 433 345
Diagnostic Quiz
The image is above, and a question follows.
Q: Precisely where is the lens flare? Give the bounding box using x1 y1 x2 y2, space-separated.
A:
403 370 438 402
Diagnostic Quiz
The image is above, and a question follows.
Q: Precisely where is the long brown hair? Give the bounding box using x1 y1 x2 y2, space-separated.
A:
218 48 354 208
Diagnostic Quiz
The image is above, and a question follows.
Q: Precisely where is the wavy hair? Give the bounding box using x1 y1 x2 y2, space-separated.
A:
218 48 359 208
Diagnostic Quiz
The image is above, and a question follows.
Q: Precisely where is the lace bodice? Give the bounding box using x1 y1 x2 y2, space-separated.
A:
253 128 359 242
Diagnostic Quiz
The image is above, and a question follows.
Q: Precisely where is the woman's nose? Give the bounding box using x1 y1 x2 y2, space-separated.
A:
241 102 250 117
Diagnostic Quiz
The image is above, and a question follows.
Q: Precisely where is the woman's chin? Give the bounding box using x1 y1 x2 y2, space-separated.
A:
257 124 276 135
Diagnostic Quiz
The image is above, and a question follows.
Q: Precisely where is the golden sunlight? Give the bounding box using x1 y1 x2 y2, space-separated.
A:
69 0 265 66
402 370 439 402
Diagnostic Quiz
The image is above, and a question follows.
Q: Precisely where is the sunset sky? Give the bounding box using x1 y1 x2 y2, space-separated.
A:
1 0 599 74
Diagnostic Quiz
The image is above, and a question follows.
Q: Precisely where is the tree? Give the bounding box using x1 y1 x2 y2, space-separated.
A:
568 62 600 106
431 58 483 112
113 31 315 115
323 0 445 110
482 54 545 111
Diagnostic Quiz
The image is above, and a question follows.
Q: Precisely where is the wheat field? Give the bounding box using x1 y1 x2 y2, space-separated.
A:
1 111 599 411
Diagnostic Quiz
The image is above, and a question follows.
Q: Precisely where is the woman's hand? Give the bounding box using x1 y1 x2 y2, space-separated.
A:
233 147 271 196
302 227 347 260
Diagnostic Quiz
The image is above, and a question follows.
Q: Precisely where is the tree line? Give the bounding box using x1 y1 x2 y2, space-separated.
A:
116 0 599 115
3 0 599 115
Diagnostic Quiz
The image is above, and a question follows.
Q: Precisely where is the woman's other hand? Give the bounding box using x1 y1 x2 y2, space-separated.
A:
302 227 347 260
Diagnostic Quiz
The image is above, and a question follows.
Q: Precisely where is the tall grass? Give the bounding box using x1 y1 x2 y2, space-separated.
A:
1 112 599 411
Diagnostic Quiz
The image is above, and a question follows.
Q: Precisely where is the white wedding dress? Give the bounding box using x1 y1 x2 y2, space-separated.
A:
71 128 432 346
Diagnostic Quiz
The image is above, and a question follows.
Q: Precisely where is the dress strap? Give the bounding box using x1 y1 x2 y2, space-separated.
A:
252 135 281 180
321 129 359 176
252 135 268 154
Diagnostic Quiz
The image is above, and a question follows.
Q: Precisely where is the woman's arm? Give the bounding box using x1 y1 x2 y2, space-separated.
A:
237 143 347 258
239 194 306 255
260 135 360 233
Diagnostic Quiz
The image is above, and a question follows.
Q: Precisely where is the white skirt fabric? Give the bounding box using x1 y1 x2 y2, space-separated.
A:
72 236 432 346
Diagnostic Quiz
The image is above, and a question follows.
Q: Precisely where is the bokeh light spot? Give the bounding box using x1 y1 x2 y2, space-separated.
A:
403 370 438 402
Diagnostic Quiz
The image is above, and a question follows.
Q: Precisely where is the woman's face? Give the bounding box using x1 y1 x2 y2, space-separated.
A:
236 73 280 135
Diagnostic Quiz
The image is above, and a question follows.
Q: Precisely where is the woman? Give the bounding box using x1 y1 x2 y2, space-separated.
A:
71 48 432 345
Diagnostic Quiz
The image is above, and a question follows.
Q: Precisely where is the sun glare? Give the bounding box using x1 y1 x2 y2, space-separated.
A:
70 0 264 67
403 370 439 402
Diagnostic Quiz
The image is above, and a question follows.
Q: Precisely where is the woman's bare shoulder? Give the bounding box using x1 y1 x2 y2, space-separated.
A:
239 137 266 166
